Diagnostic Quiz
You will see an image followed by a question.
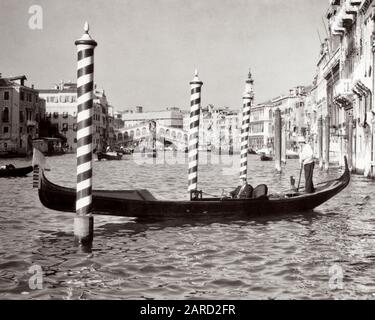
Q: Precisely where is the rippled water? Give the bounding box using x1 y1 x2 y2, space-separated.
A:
1 152 375 300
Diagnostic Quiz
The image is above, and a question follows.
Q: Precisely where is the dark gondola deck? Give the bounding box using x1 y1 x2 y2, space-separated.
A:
37 157 350 218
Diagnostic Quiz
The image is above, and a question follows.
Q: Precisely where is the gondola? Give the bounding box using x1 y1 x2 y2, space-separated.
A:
260 154 273 161
37 157 350 218
96 151 122 161
0 165 33 177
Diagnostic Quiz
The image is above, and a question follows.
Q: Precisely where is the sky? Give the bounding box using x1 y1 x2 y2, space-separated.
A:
0 0 329 111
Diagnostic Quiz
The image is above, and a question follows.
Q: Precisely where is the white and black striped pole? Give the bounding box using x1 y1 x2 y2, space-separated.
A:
74 22 97 245
240 71 253 181
188 70 203 199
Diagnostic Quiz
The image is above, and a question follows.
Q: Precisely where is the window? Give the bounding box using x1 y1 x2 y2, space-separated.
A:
3 126 9 133
27 93 32 102
20 111 25 123
73 123 78 132
26 109 32 121
62 123 68 131
53 112 59 119
20 127 23 134
20 92 25 101
2 108 9 122
46 112 51 118
4 91 9 100
62 112 68 118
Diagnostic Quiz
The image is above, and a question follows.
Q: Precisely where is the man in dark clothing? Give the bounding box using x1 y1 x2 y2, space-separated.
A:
230 178 253 199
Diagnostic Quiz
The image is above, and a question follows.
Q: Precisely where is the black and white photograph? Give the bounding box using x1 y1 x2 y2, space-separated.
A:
1 0 375 305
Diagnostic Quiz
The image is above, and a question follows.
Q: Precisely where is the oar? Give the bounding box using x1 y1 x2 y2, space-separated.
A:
296 163 303 192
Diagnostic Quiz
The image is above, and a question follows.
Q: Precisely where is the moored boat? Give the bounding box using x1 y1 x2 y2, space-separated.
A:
37 157 350 218
96 152 122 161
286 149 299 159
0 165 33 177
260 153 273 161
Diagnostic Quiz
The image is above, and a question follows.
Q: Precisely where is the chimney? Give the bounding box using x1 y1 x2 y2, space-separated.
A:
136 106 143 113
31 84 34 89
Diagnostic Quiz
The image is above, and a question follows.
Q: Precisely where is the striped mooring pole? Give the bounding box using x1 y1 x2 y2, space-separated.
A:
240 71 253 181
188 70 203 199
32 165 39 188
74 22 97 245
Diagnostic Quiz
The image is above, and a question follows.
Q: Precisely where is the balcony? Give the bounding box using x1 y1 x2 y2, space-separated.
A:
330 0 360 35
333 79 352 97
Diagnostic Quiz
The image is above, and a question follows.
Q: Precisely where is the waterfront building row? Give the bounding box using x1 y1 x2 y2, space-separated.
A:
0 75 45 156
39 81 116 152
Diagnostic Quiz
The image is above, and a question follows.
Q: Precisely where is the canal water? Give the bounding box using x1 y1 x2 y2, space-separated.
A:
0 152 375 299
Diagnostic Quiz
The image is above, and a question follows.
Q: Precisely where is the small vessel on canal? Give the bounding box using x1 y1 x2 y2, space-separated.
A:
96 151 122 161
36 157 350 218
0 165 33 177
260 153 273 161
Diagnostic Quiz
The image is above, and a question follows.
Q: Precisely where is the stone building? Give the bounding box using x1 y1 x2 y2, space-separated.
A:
306 0 375 176
120 107 184 129
39 81 115 152
249 102 274 150
0 74 45 157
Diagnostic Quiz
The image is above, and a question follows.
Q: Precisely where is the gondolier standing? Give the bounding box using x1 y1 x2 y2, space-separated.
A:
298 136 315 193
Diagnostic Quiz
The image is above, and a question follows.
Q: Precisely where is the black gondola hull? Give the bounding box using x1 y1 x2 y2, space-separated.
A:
38 157 350 218
0 166 33 177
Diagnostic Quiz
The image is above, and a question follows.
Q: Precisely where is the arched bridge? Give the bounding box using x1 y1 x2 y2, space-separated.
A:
115 122 188 149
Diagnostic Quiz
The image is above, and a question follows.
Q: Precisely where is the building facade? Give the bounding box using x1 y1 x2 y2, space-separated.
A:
120 107 184 129
304 0 375 176
249 102 274 150
39 81 115 152
0 75 45 156
249 86 309 152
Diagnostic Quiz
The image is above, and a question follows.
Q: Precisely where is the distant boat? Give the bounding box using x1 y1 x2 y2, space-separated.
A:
0 165 33 177
286 149 299 159
96 152 122 161
260 153 273 161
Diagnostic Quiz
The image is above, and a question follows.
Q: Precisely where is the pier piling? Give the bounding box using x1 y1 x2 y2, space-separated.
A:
274 108 282 172
74 22 97 246
281 119 287 164
348 114 353 171
324 115 330 171
318 116 323 170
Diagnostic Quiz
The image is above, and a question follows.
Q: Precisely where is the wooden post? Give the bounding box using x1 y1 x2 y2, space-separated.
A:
274 108 282 172
228 125 233 155
281 119 287 164
74 22 97 245
324 115 330 171
149 121 157 158
188 70 203 197
347 115 353 171
318 116 323 169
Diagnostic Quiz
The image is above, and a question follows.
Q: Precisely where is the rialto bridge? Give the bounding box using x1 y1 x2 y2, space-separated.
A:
115 122 189 150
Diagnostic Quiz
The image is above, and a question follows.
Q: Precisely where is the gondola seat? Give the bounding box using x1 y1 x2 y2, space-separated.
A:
252 184 268 199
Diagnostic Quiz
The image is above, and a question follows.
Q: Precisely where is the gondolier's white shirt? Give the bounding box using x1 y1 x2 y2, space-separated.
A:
299 144 314 165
